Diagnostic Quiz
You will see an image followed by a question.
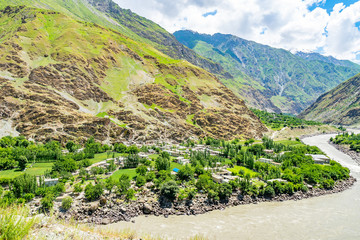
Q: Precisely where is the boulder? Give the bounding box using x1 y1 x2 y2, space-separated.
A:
143 203 153 214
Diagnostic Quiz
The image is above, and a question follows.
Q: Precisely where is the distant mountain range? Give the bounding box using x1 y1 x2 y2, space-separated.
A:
0 1 266 142
174 30 360 114
300 73 360 126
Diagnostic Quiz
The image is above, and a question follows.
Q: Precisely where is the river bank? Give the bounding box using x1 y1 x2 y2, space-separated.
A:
57 176 356 225
330 142 360 166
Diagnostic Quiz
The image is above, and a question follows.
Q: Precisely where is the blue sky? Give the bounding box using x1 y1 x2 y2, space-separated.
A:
308 0 359 12
115 0 360 63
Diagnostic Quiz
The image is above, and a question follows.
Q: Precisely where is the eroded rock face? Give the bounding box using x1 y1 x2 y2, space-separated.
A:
0 6 266 143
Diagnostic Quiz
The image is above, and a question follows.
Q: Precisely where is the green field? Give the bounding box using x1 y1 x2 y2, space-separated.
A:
110 168 137 179
227 166 259 178
0 162 53 180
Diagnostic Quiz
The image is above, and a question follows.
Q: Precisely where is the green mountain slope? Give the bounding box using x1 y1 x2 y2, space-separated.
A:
299 74 360 126
0 0 225 76
173 30 360 114
0 5 266 142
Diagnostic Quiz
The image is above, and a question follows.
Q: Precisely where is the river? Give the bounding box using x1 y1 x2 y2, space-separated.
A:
102 134 360 240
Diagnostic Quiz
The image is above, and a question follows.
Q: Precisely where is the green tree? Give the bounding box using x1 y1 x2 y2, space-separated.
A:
218 183 232 200
85 183 104 201
18 155 28 171
155 157 170 171
136 165 148 176
160 181 179 201
65 141 77 153
136 175 146 187
177 165 194 181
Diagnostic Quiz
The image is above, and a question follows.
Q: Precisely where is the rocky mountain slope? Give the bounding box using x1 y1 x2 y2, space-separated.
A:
0 5 266 143
2 0 225 77
174 30 360 114
300 74 360 126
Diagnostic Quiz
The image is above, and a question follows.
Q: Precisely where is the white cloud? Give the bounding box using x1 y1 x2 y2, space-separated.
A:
114 0 360 63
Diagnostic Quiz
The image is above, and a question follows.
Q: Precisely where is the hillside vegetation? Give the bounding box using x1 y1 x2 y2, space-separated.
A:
174 30 360 114
251 109 322 130
0 5 266 143
300 74 360 126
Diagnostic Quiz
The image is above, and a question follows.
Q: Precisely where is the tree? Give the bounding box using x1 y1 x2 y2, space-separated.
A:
155 157 170 171
126 145 139 154
218 183 232 200
117 174 131 194
65 141 77 153
11 174 37 198
105 177 116 193
85 183 104 201
136 165 148 176
264 185 275 198
177 165 194 181
114 143 127 153
136 175 146 187
124 154 140 168
18 155 28 171
160 181 179 201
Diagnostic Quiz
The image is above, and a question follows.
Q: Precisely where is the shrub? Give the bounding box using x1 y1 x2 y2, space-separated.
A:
135 175 146 187
85 183 104 201
0 205 36 240
145 172 156 182
264 185 275 198
125 188 135 201
41 194 54 212
160 181 179 201
61 197 73 211
24 193 35 202
74 183 83 193
218 183 232 200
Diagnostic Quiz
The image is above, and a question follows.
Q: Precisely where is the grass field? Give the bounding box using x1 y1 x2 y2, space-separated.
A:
227 166 259 178
276 140 305 146
89 152 114 165
110 168 137 179
0 162 53 180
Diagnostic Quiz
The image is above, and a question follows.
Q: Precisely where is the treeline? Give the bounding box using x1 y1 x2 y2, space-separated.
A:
331 132 360 152
251 108 322 129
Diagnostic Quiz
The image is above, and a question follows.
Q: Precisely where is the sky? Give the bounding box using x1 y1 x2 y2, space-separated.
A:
114 0 360 63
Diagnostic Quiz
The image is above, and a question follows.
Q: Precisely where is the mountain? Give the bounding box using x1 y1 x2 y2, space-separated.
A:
0 5 266 143
299 74 360 126
173 30 360 114
295 51 360 68
1 0 225 76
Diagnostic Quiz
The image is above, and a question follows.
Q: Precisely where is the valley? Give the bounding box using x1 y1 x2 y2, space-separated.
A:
1 0 360 239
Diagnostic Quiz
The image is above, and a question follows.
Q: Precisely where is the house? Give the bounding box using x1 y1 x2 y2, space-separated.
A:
139 152 148 158
44 178 59 187
258 158 281 166
306 154 330 164
212 174 223 183
61 149 69 154
264 149 274 154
